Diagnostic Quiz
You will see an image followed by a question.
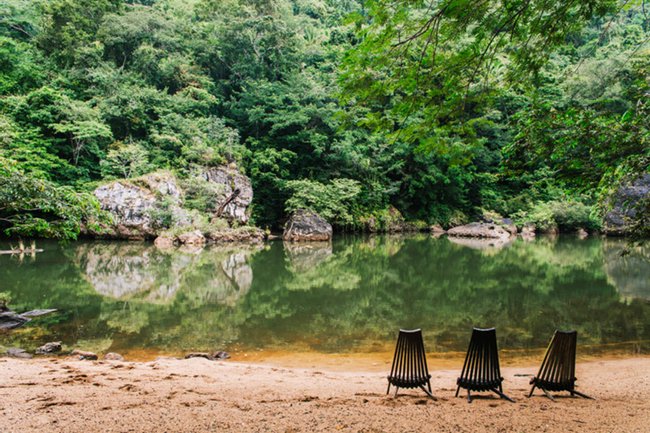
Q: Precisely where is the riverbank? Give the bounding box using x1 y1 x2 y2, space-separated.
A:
0 357 648 433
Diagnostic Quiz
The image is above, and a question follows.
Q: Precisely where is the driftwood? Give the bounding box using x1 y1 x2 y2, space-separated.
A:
215 188 241 218
0 309 57 330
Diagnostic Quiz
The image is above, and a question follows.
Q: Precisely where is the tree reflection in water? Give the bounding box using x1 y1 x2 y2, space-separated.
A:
0 236 648 358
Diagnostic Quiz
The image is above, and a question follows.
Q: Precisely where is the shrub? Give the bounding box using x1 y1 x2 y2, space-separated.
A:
0 157 109 239
180 175 225 214
516 199 601 232
0 292 11 310
285 178 362 227
100 141 152 179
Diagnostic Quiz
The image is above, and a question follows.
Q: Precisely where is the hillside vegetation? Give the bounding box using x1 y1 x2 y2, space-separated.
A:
0 0 648 238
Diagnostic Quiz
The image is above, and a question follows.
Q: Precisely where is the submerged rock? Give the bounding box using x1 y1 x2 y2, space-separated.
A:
6 348 32 359
185 352 213 360
283 210 333 242
604 173 650 236
447 222 512 240
185 351 230 361
499 218 518 235
177 230 206 246
36 341 62 355
104 352 125 361
521 223 536 239
153 234 175 249
71 349 98 360
430 224 446 234
213 351 230 360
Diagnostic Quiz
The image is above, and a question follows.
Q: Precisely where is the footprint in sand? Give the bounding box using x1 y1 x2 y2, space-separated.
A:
118 384 139 392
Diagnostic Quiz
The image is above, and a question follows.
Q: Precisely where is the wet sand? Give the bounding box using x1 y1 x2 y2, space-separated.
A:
1 356 649 433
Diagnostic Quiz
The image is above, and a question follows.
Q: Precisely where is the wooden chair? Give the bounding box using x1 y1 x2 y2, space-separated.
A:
529 330 593 401
456 327 514 402
387 329 435 399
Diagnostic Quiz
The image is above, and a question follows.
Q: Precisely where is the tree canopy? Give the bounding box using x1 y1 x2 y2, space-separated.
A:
0 0 648 236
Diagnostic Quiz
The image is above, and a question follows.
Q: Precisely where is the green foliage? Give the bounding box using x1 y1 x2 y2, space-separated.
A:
0 291 11 309
0 0 648 235
145 196 176 230
100 141 152 179
180 174 225 214
516 199 601 232
285 178 362 226
158 216 229 238
0 157 109 239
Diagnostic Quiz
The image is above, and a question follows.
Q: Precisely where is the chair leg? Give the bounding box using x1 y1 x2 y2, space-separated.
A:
419 385 437 401
492 388 515 403
455 385 460 398
570 390 594 400
542 388 556 402
386 382 391 395
467 389 471 403
528 385 536 398
394 386 399 398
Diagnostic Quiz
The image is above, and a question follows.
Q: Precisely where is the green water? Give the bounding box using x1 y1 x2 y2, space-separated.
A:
1 235 649 360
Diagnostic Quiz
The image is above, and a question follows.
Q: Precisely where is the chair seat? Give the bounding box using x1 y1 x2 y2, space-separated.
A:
457 377 503 391
388 374 432 388
531 377 576 391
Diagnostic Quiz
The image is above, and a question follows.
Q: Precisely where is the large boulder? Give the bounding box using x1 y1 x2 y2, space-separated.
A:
199 165 253 224
604 173 650 236
283 210 332 242
93 171 189 240
447 222 512 240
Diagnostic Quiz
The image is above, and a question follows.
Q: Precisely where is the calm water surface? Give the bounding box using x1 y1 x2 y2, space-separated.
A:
1 235 649 363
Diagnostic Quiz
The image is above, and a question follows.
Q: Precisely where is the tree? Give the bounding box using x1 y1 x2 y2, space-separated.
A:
341 0 618 150
0 157 109 239
100 141 151 179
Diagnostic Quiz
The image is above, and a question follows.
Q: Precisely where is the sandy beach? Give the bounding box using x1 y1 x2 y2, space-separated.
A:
1 356 649 433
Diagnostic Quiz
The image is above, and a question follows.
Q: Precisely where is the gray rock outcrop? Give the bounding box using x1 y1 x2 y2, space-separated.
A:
283 210 333 242
93 171 189 240
604 173 650 236
199 165 253 224
447 222 512 240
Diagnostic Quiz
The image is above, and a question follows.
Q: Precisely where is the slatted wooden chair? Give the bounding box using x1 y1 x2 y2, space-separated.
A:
455 327 514 402
387 329 435 399
529 330 593 401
